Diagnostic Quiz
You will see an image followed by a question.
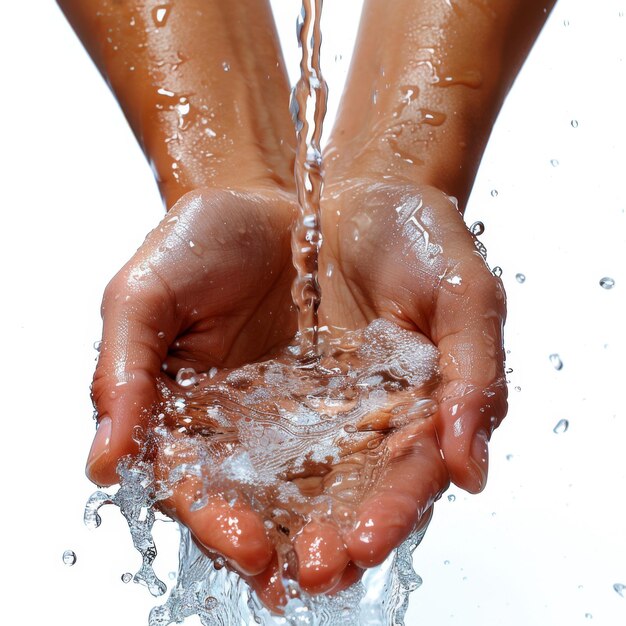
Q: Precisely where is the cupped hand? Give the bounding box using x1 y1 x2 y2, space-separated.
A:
290 177 508 586
87 187 297 489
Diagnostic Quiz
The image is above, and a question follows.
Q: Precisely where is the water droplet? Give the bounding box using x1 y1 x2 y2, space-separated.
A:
474 240 487 259
189 240 204 256
204 596 218 610
551 159 560 167
553 418 569 434
121 572 133 583
470 221 485 236
444 559 450 565
599 276 615 289
93 340 102 352
132 425 145 444
614 583 626 597
490 189 498 197
176 368 198 388
563 19 570 26
222 61 230 72
367 438 382 450
175 97 191 130
157 331 166 339
62 550 77 566
213 556 225 570
334 54 343 62
447 494 456 502
585 614 592 619
515 273 526 283
514 385 521 392
443 274 466 294
492 266 503 277
506 454 514 461
549 353 564 370
571 119 579 128
168 571 177 580
152 5 171 27
420 109 447 126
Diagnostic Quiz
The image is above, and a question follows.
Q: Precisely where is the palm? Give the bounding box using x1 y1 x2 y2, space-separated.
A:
89 188 297 488
145 188 298 373
319 179 507 491
320 181 466 332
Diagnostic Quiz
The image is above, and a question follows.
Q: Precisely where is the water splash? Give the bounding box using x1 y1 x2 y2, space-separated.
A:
144 524 427 626
84 461 168 597
86 319 438 625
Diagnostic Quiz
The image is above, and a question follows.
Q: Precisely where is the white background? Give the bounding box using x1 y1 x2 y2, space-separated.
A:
1 1 625 625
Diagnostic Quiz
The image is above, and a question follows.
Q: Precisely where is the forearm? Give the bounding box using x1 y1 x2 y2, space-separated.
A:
326 0 557 207
58 0 295 207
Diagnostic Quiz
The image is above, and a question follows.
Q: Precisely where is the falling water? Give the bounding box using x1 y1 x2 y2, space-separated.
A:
290 0 328 359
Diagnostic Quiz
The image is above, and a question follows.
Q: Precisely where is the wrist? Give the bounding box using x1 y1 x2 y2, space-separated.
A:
325 0 556 208
59 0 295 209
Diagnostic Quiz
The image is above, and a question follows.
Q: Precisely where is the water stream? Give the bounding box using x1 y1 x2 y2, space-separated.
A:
290 0 327 359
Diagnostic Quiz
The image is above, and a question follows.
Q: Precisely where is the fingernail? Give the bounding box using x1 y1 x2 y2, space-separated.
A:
468 430 489 492
87 416 112 475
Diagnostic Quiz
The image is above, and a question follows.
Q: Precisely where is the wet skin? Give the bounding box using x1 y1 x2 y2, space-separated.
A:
86 183 504 606
58 0 554 613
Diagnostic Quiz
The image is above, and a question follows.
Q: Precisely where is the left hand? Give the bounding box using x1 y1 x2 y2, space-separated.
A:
291 177 508 582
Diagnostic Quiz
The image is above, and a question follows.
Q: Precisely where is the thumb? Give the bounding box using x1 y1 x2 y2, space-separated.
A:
432 255 508 494
86 265 175 486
